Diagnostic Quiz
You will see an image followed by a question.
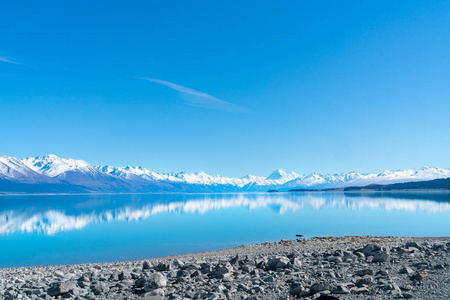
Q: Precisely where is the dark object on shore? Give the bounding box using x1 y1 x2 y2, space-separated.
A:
316 296 340 300
268 189 279 193
410 272 430 281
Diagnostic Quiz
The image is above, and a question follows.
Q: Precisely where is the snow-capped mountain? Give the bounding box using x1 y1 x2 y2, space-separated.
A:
0 154 449 193
22 155 126 189
0 156 56 183
23 154 97 177
282 167 450 190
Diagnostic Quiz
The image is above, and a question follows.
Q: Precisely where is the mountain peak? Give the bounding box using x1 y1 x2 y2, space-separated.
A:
266 169 288 180
39 154 60 160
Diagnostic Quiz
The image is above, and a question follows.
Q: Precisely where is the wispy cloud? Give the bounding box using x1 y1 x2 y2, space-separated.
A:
138 77 246 113
0 56 19 64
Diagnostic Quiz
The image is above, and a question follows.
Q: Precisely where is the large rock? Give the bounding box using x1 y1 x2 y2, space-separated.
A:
118 271 132 280
266 256 290 270
144 273 167 291
229 255 240 265
91 282 110 295
176 270 190 278
143 261 151 270
355 276 373 286
289 257 302 269
77 274 90 282
372 252 390 263
331 285 350 294
205 292 224 300
354 269 374 276
145 288 165 297
140 296 164 300
47 282 76 296
214 262 233 277
289 282 304 296
135 277 147 288
154 262 171 271
399 266 414 275
405 241 423 250
410 272 429 281
221 273 233 282
361 243 382 256
310 283 329 295
54 270 65 278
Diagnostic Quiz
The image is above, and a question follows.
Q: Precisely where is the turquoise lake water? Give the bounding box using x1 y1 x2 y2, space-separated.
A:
0 192 449 268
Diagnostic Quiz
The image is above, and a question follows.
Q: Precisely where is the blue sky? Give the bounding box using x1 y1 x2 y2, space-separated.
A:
1 0 449 177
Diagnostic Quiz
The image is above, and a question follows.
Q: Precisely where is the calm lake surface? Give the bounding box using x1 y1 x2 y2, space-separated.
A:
1 192 449 268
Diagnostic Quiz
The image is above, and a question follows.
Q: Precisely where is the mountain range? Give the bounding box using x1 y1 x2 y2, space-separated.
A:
1 154 449 193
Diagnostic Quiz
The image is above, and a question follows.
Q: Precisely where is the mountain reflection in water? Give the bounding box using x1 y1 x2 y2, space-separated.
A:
1 192 449 235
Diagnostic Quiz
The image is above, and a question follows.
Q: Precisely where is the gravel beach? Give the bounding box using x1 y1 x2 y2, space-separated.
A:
1 236 449 300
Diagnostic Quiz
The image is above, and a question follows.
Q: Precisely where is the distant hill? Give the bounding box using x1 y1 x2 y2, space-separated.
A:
343 177 450 191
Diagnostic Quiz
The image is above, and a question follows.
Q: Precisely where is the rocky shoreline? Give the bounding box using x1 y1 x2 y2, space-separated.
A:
1 236 449 300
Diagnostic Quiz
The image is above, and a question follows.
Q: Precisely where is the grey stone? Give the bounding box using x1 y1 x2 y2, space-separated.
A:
289 282 304 296
356 276 373 286
143 261 151 270
405 241 423 250
331 285 350 294
118 271 131 280
403 292 414 299
54 270 65 278
229 255 240 265
47 282 77 296
154 262 171 271
145 288 165 297
289 257 302 269
176 270 190 278
410 272 429 281
144 272 167 291
77 274 90 282
375 269 389 278
361 243 382 256
355 287 369 294
135 276 146 288
214 262 233 277
91 282 109 295
246 296 262 300
109 272 119 281
354 268 374 276
266 257 289 270
140 296 164 300
372 252 390 263
221 273 233 282
310 283 329 294
399 266 414 275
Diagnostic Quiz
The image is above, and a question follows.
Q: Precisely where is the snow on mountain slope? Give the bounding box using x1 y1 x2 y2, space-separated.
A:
95 165 257 188
21 155 135 190
282 167 450 190
22 155 98 177
266 169 301 181
0 154 448 193
0 156 57 183
94 165 149 182
94 165 300 189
